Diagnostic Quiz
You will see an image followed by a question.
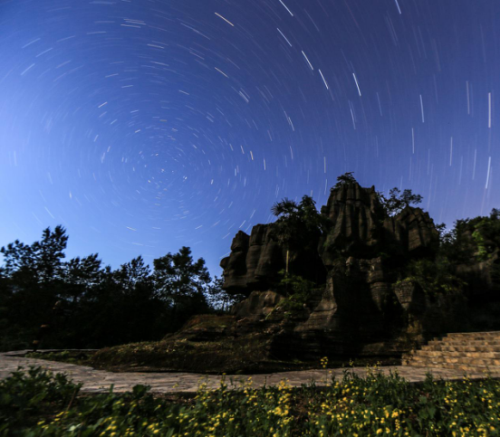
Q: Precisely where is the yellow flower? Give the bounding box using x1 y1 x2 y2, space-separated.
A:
376 429 383 434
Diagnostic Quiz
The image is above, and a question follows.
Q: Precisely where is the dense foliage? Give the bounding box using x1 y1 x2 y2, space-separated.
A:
0 227 233 351
271 195 329 247
268 270 322 319
440 208 500 264
2 365 500 436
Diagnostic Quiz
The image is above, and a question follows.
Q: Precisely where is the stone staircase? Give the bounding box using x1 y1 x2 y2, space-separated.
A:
403 331 500 373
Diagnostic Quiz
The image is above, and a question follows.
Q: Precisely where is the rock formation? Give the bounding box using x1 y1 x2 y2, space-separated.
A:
218 181 467 361
220 223 325 295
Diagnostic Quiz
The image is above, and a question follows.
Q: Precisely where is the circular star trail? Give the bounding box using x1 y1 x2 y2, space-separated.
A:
0 0 499 275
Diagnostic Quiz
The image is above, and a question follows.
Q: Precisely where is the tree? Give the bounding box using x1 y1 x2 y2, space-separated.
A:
271 198 299 274
379 188 423 216
113 256 151 294
154 247 211 330
0 226 68 284
154 247 211 300
0 227 217 349
0 227 69 346
206 276 244 312
60 254 102 304
271 195 326 274
333 172 357 189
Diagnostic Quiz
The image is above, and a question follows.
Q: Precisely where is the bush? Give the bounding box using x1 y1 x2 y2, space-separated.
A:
268 271 321 319
0 366 81 434
399 258 466 298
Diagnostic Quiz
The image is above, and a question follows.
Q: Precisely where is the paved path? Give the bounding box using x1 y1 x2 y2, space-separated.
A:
1 351 499 395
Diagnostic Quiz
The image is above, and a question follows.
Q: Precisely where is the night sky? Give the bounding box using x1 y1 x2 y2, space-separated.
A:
1 0 499 277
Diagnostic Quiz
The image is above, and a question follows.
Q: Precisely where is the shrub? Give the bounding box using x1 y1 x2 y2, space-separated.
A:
0 366 81 434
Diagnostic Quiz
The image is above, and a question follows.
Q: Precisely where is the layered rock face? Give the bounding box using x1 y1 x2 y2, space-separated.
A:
220 223 325 296
219 182 466 361
319 182 439 263
319 183 384 262
219 225 282 294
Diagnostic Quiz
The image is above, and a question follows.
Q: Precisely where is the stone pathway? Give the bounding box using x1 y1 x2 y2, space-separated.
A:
1 351 500 395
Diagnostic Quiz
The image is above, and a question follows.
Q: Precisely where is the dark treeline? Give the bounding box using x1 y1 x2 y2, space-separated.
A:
0 226 240 351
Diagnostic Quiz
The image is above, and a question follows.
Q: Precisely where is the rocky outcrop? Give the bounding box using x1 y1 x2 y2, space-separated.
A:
389 207 440 256
319 183 439 264
231 291 284 319
220 223 325 296
217 182 472 362
319 183 384 262
220 225 284 294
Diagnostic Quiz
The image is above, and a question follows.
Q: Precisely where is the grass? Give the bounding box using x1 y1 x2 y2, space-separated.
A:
90 338 401 374
1 364 499 436
25 350 96 367
89 314 401 374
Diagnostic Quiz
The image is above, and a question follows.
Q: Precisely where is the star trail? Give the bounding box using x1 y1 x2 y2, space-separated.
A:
0 0 499 276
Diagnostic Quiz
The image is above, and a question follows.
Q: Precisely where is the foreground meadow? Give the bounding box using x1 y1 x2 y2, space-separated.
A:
1 364 499 436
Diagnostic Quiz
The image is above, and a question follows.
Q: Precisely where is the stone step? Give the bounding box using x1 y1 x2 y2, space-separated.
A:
427 339 500 346
439 339 500 345
445 331 500 338
444 332 500 341
422 344 500 353
403 331 500 370
406 360 500 373
409 354 500 367
417 350 500 359
426 339 500 345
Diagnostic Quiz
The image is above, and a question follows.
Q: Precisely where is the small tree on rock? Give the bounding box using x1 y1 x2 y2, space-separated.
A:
379 188 423 216
271 195 327 275
333 172 357 190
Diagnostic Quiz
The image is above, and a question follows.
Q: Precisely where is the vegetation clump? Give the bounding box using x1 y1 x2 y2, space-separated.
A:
2 365 500 436
267 270 322 320
25 350 96 366
0 228 232 352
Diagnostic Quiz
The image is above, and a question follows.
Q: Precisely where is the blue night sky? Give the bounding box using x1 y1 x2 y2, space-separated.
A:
0 0 499 278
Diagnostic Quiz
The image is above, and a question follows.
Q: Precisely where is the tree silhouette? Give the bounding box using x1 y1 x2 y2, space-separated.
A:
271 195 326 274
0 225 67 283
379 188 423 216
0 226 69 347
333 172 357 189
0 227 220 350
154 247 211 330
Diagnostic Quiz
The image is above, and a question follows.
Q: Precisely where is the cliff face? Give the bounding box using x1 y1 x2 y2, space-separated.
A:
218 182 467 360
219 225 284 294
319 183 384 262
220 223 326 295
319 182 439 264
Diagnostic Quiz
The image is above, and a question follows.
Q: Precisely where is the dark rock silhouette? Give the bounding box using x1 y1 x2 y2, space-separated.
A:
220 223 325 296
217 181 466 361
